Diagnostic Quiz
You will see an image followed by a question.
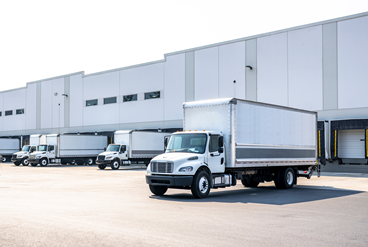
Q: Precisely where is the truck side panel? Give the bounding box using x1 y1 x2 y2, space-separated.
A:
0 138 20 155
58 135 107 157
131 132 168 158
233 101 317 168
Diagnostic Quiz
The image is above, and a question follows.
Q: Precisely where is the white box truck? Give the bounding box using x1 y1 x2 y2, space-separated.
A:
28 134 107 167
146 98 319 198
11 134 43 166
96 130 169 170
0 138 20 162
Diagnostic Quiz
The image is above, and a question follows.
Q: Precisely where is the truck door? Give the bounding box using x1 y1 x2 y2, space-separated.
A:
48 145 56 159
119 145 127 161
207 135 225 173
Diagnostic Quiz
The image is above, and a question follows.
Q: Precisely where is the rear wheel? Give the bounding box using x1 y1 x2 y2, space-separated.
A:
241 178 259 187
14 162 21 166
31 163 38 167
22 159 29 166
39 158 48 167
86 158 94 165
274 167 295 189
110 159 120 170
149 185 168 195
98 164 106 170
191 170 211 199
3 156 7 162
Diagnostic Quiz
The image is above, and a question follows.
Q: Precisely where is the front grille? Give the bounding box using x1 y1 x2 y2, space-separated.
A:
151 162 173 173
12 155 17 159
97 155 105 161
29 154 35 159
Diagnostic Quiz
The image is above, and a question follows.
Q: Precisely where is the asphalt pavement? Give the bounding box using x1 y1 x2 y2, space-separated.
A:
0 162 367 247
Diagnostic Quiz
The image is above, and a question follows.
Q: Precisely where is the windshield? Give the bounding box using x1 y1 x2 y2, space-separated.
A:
21 146 30 152
166 134 207 154
106 144 120 152
38 145 47 152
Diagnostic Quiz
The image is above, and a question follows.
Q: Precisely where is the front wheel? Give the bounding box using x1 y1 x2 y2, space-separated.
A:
149 185 168 195
39 158 48 167
31 163 38 167
98 164 106 170
110 159 120 170
14 162 21 166
22 159 29 166
191 170 211 199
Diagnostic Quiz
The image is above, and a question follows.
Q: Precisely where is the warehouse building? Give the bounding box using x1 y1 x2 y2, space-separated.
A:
0 12 367 172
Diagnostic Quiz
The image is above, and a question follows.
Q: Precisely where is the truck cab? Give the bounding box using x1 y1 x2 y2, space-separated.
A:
146 130 226 198
96 144 127 170
28 144 56 167
11 145 37 166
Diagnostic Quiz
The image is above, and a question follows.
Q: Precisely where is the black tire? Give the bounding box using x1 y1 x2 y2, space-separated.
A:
77 160 84 166
149 185 168 195
98 164 106 170
110 159 120 170
274 167 295 189
3 156 7 162
22 159 29 166
86 158 94 165
14 162 21 166
31 163 38 167
191 170 211 199
241 178 259 187
39 158 48 167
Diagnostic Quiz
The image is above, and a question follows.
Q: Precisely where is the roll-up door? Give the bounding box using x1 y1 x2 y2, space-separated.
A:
338 129 365 158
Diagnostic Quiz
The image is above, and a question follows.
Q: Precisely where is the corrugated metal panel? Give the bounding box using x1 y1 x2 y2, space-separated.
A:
338 130 365 158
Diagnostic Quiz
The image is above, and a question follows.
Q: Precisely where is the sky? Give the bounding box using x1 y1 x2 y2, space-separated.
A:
0 0 367 92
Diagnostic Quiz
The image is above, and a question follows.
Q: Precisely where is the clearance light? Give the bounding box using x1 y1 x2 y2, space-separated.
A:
183 130 186 132
189 130 191 131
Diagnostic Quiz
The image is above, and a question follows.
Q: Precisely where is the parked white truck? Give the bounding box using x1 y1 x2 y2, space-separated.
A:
0 138 20 162
96 130 169 170
11 134 42 166
146 98 319 198
28 134 107 166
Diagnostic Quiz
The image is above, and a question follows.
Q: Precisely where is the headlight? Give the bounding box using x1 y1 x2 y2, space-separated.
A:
17 155 23 158
179 166 193 172
105 156 113 160
35 156 41 159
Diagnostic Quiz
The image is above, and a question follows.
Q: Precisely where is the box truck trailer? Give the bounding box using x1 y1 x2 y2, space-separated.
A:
11 134 43 166
96 130 170 170
0 138 20 162
28 134 107 166
146 98 319 198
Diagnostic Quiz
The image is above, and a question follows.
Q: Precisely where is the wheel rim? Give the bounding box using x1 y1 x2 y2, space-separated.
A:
88 159 93 165
42 160 47 166
199 176 209 193
2 157 6 162
286 171 293 185
113 161 119 168
23 159 29 165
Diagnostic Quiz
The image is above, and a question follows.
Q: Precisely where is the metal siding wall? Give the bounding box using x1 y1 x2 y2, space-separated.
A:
337 15 368 109
185 52 195 102
3 89 26 131
52 78 65 129
194 47 219 101
245 39 257 101
288 26 323 111
218 41 246 99
26 83 37 130
0 93 3 132
69 74 83 127
322 23 338 110
257 33 288 106
164 53 185 121
40 80 53 129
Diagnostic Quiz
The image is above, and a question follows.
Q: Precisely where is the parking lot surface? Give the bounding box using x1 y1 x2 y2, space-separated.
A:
1 162 367 247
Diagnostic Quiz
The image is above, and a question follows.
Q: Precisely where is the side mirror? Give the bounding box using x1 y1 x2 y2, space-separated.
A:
218 136 224 147
104 147 106 151
218 147 224 153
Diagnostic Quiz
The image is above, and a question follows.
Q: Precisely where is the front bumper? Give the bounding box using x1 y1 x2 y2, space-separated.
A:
11 157 23 163
146 174 193 187
96 160 112 165
28 158 41 164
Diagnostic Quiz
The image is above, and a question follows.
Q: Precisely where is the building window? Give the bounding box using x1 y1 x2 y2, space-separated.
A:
16 109 25 115
5 110 12 116
123 94 137 102
104 97 117 105
86 99 98 107
145 91 160 100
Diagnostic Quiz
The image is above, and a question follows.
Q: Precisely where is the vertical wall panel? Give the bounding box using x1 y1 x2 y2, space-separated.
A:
164 53 185 121
257 33 288 106
288 25 323 111
338 15 368 109
245 39 257 101
219 41 246 99
26 83 37 130
70 74 83 127
194 47 219 101
0 93 4 132
185 52 195 102
3 89 26 131
52 78 65 130
40 80 53 129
